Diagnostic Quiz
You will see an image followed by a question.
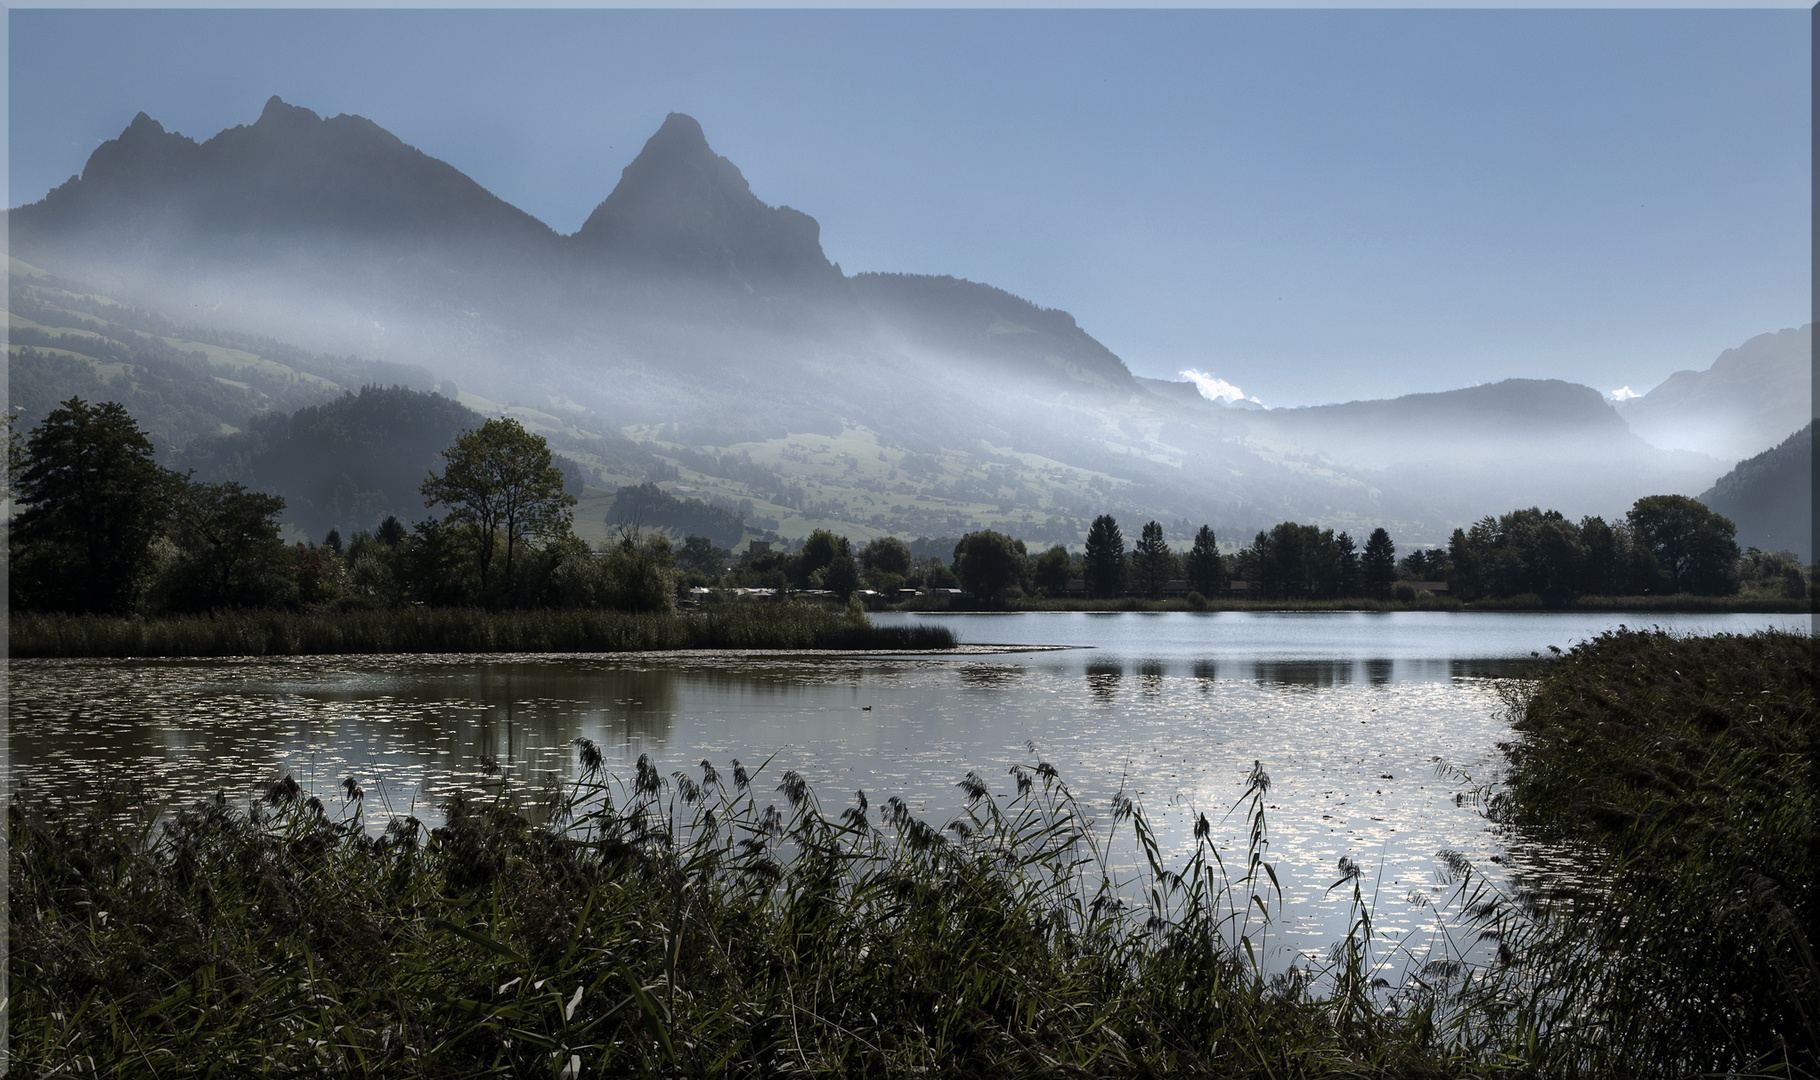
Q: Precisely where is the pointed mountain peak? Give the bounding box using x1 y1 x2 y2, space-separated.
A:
572 113 839 294
125 111 166 137
256 95 322 131
651 112 710 149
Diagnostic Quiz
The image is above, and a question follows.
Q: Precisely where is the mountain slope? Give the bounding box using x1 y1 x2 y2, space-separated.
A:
1698 422 1813 561
572 113 843 299
7 99 1747 546
1617 325 1814 463
16 97 559 258
6 257 443 455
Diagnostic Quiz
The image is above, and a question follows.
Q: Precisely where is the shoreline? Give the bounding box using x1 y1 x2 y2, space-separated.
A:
7 642 1080 665
881 596 1812 615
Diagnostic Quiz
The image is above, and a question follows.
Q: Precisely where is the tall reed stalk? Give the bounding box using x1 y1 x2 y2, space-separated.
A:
12 752 1488 1076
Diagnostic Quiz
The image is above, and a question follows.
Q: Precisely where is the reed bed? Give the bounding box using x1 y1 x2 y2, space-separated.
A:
7 603 956 659
13 754 1483 1078
1478 627 1820 1076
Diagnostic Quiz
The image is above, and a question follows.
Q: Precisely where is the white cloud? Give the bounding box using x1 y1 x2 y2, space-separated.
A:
1180 368 1261 406
1608 386 1641 401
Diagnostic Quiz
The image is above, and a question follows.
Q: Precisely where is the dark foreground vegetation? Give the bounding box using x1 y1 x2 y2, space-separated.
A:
1490 627 1820 1075
20 623 1819 1080
16 755 1498 1078
8 602 955 659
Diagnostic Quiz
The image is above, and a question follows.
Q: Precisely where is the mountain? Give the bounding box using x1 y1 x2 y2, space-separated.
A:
6 100 1744 546
1252 379 1641 466
572 113 844 300
1616 325 1814 463
1698 422 1813 562
21 97 557 253
6 256 444 455
178 385 594 541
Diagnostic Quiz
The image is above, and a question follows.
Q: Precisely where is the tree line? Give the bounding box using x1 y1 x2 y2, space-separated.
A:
5 398 677 616
7 397 1807 616
691 501 1804 605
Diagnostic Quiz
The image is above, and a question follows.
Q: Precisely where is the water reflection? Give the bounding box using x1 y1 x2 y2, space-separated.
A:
957 663 1024 689
1138 661 1166 695
13 611 1805 974
1085 661 1122 701
1252 660 1354 688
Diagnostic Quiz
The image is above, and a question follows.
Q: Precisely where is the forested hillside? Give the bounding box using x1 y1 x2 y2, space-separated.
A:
1699 422 1813 561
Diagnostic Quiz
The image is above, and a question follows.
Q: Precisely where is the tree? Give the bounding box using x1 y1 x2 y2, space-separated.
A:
796 529 850 586
823 550 862 599
166 479 290 609
1246 522 1341 599
676 535 730 576
420 418 577 597
604 529 677 612
952 530 1028 603
1627 495 1740 595
1577 516 1626 597
1179 525 1227 597
1361 528 1396 599
1445 528 1481 601
1033 544 1074 596
13 398 176 612
1131 521 1175 599
1335 531 1361 597
1083 515 1126 598
862 536 913 577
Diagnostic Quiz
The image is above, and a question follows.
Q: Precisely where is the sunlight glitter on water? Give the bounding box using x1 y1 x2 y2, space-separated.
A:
12 610 1805 972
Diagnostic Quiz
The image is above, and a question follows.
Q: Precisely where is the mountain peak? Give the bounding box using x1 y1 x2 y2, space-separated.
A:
125 111 166 137
571 113 839 294
252 96 328 140
651 112 709 149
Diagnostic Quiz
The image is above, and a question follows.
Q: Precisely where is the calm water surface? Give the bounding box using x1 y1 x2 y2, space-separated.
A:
11 610 1806 969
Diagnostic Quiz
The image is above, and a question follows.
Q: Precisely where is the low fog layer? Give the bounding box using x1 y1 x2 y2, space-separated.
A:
10 98 1794 545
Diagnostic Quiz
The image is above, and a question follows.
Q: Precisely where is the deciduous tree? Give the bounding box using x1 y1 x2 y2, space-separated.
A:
1033 544 1074 596
1627 495 1740 595
953 530 1028 603
13 398 176 612
420 418 577 597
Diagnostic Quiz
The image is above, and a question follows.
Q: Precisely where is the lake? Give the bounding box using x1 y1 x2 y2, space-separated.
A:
10 609 1806 971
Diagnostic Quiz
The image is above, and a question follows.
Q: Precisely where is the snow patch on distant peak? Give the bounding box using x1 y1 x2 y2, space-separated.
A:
1181 368 1262 407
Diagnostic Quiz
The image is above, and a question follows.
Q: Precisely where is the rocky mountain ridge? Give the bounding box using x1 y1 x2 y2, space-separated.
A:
7 99 1757 544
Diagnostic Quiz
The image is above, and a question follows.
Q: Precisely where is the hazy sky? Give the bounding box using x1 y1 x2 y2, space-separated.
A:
8 9 1809 408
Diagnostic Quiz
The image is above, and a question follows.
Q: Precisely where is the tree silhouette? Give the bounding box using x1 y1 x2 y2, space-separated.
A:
953 530 1028 603
1627 495 1739 595
1132 520 1174 599
1183 525 1227 596
13 398 175 612
1361 528 1396 600
1083 515 1126 598
421 417 577 598
1033 544 1074 596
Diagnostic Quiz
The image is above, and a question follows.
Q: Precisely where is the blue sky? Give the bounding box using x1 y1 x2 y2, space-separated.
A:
8 8 1809 407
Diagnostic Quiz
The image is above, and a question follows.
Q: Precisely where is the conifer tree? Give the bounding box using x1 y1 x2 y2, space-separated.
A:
1361 527 1396 599
1083 514 1126 598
